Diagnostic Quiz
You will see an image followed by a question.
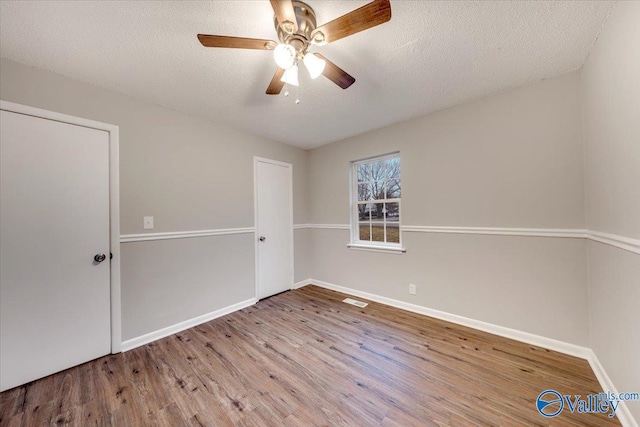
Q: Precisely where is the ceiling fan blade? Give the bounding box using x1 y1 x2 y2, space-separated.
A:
314 54 355 89
311 0 391 45
270 0 299 33
266 68 286 95
197 34 277 50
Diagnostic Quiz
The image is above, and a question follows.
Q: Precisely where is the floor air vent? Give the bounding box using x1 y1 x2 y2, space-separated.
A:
343 298 368 308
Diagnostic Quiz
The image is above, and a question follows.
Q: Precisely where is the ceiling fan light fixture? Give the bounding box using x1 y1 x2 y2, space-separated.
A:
273 43 296 69
303 52 326 79
281 64 299 87
281 21 296 34
311 31 325 45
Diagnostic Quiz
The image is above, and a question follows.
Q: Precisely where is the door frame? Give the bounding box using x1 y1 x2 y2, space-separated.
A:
253 156 294 300
0 100 122 353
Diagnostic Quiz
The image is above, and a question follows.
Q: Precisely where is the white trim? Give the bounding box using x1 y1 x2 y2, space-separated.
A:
254 157 294 300
108 116 122 353
120 227 254 243
1 100 122 354
253 156 293 169
254 158 259 301
587 350 638 427
297 223 588 237
304 279 591 358
293 278 313 289
402 225 588 239
121 298 257 352
295 223 350 230
588 230 640 255
293 224 639 255
350 152 403 250
346 243 406 254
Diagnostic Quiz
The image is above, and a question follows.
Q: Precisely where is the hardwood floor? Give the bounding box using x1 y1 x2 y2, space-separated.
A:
0 285 620 426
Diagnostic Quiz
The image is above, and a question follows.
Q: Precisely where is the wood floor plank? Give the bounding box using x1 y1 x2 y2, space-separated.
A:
0 285 621 426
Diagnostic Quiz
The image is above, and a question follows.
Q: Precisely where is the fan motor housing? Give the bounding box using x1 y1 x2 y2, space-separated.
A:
274 1 317 54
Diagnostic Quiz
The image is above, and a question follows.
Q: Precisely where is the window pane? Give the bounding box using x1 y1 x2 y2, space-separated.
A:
386 179 401 199
357 203 373 221
356 163 371 184
370 180 385 200
371 224 385 242
385 157 401 180
371 202 385 242
357 183 370 201
352 155 401 247
358 221 371 241
385 202 400 243
385 202 400 220
369 202 384 221
371 160 386 181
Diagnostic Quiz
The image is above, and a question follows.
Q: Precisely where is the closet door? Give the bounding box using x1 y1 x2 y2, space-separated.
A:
255 157 293 299
1 110 111 391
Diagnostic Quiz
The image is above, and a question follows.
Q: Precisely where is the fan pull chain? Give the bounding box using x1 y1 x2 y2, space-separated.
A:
295 84 300 105
284 82 289 97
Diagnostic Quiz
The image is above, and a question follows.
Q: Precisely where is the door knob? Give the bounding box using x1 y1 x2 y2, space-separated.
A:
259 236 266 242
94 253 107 263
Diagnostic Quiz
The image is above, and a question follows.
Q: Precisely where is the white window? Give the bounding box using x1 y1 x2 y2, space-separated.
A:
349 153 404 253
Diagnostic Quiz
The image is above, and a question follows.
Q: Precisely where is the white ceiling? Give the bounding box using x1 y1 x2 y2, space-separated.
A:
0 1 614 149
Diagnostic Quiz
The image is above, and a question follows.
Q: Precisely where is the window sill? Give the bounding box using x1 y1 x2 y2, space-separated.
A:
347 243 406 254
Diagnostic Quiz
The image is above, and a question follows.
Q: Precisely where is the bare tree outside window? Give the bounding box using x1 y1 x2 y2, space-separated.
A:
352 154 401 246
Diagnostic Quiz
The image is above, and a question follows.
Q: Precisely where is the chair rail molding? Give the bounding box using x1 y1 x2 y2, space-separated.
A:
120 227 255 243
293 224 639 254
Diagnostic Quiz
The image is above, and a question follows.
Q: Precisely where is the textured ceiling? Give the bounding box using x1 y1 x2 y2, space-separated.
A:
0 1 614 149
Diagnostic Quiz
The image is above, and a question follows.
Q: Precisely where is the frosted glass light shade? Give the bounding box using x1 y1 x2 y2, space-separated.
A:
280 64 299 86
273 44 296 69
303 52 326 79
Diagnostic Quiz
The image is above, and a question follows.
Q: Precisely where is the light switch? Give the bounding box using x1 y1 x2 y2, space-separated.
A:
143 216 154 230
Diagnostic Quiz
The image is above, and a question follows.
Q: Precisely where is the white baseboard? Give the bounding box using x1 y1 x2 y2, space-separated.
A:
293 278 313 289
587 350 638 427
305 279 590 358
299 279 636 427
121 298 257 352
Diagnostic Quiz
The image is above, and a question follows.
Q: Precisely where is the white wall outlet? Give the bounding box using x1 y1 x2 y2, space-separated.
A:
143 216 154 230
409 284 416 295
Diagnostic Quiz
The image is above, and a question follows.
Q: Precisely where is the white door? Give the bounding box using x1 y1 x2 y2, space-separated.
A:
255 158 293 299
0 110 112 391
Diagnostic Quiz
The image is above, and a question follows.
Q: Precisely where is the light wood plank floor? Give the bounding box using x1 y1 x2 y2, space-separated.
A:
1 285 620 426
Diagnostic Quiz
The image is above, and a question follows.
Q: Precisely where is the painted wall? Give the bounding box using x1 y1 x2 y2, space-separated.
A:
582 1 640 421
306 72 590 345
0 58 308 341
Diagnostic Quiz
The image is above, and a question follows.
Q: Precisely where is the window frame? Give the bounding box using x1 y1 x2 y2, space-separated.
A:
348 152 405 253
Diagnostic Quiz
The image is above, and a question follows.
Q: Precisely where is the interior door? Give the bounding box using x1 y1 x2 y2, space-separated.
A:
0 110 111 391
255 158 293 299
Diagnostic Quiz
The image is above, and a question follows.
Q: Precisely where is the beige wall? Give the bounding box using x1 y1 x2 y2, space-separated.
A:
306 72 590 345
293 228 312 283
0 59 309 233
309 72 585 228
582 1 640 421
311 230 589 344
121 235 255 340
583 2 640 241
0 58 309 340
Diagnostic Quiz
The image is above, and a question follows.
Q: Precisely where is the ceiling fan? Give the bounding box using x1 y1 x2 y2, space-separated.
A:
197 0 392 97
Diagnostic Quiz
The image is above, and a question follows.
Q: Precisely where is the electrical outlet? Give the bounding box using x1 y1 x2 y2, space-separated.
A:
409 284 416 295
143 216 154 230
